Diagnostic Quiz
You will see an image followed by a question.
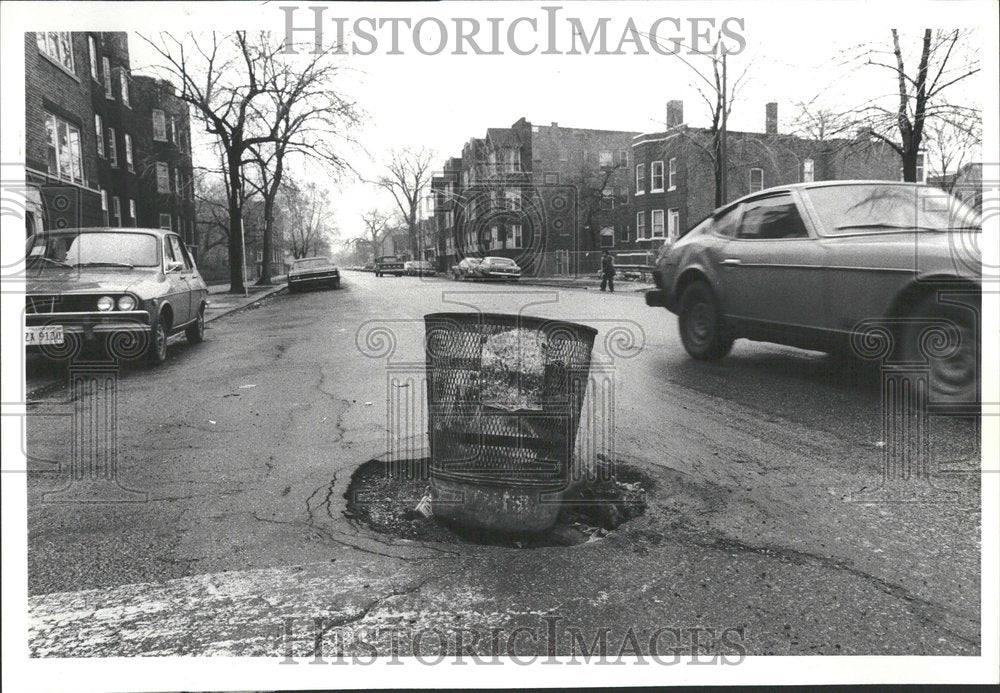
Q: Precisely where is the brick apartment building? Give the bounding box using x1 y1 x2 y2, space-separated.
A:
130 76 196 248
24 32 195 249
431 118 638 275
630 100 901 249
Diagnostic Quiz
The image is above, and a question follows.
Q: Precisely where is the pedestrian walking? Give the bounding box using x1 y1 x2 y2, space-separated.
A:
600 250 615 292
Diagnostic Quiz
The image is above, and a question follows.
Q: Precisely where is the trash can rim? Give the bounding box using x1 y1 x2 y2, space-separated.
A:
423 312 598 338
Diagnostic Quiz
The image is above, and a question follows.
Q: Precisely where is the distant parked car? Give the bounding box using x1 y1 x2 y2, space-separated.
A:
645 181 982 403
25 227 208 365
288 256 340 292
404 260 436 276
474 256 522 281
451 257 482 280
375 255 404 277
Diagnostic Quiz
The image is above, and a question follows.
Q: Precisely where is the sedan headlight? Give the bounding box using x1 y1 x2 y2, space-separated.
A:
96 296 114 312
117 295 137 311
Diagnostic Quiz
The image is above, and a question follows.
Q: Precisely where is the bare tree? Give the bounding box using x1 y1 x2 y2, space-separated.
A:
375 147 435 259
357 208 392 261
281 181 336 259
561 155 628 248
243 47 361 285
858 29 980 181
141 32 360 292
926 114 982 190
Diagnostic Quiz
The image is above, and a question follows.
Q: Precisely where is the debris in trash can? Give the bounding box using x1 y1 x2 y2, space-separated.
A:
415 494 433 518
479 328 547 411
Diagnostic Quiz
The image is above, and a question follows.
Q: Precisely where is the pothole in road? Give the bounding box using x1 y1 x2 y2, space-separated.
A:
343 456 651 548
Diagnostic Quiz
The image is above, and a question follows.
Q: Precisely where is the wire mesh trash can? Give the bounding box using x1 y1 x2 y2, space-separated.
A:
424 312 598 532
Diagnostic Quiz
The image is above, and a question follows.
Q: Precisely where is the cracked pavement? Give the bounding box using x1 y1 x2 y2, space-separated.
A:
24 272 982 656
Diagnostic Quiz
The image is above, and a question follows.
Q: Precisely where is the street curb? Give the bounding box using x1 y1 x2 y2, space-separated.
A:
205 283 287 324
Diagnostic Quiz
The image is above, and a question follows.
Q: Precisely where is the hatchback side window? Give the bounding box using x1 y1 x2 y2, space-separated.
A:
169 236 190 269
711 206 742 238
738 195 809 240
163 237 176 263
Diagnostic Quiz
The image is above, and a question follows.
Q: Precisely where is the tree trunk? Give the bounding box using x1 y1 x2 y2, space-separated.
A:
712 129 724 208
900 144 919 182
227 149 246 293
256 151 285 286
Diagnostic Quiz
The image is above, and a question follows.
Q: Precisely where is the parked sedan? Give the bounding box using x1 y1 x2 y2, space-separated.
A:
288 256 340 292
474 256 522 281
25 227 208 365
451 257 482 280
404 260 436 276
645 181 982 403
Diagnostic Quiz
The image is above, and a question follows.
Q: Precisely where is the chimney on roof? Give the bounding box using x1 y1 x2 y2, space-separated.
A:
765 102 778 135
666 100 684 128
551 122 558 128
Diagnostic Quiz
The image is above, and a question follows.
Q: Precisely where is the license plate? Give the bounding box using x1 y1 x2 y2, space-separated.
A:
25 325 64 346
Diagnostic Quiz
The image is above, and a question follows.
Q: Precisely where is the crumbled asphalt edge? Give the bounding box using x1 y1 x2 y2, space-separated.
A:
343 456 649 549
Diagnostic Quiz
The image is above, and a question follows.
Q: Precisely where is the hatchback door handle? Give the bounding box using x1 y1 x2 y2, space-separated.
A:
721 258 741 266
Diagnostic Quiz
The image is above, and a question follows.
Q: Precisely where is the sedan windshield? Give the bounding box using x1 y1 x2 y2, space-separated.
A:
293 258 331 269
804 184 981 236
28 231 159 267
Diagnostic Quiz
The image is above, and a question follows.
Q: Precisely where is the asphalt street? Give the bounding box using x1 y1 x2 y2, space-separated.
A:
24 271 982 656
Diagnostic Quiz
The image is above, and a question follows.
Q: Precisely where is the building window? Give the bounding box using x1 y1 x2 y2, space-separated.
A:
668 158 677 190
509 224 523 248
95 114 104 157
600 226 615 248
156 162 170 193
599 150 614 169
803 159 814 183
651 161 665 192
159 213 172 231
490 225 499 249
916 152 926 183
651 209 665 238
100 189 109 225
618 149 628 166
170 116 178 144
601 188 615 210
37 32 74 72
107 127 118 167
174 168 182 194
129 199 137 226
102 56 112 98
619 224 630 244
635 164 646 194
153 110 167 141
112 196 122 226
749 168 764 193
88 36 98 80
668 208 680 239
45 113 83 183
636 211 646 239
543 172 559 185
119 70 130 107
505 189 521 211
124 133 134 171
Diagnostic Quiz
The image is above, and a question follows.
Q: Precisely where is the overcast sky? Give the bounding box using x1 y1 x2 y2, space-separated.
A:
11 1 992 246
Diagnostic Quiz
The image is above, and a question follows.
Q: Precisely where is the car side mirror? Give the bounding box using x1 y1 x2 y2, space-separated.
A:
165 260 184 273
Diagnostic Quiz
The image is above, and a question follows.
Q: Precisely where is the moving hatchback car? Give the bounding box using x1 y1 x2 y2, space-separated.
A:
645 181 982 404
404 260 436 276
475 256 522 281
288 256 340 292
25 227 208 365
374 255 404 277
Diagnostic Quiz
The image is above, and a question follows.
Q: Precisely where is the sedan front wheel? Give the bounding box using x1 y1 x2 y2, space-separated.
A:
146 318 168 366
678 281 733 360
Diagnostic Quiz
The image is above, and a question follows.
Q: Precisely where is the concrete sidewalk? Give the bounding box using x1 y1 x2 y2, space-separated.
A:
204 278 287 324
515 276 654 293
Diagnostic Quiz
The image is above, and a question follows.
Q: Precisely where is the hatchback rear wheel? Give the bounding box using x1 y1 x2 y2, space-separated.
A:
185 306 205 344
678 281 733 360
